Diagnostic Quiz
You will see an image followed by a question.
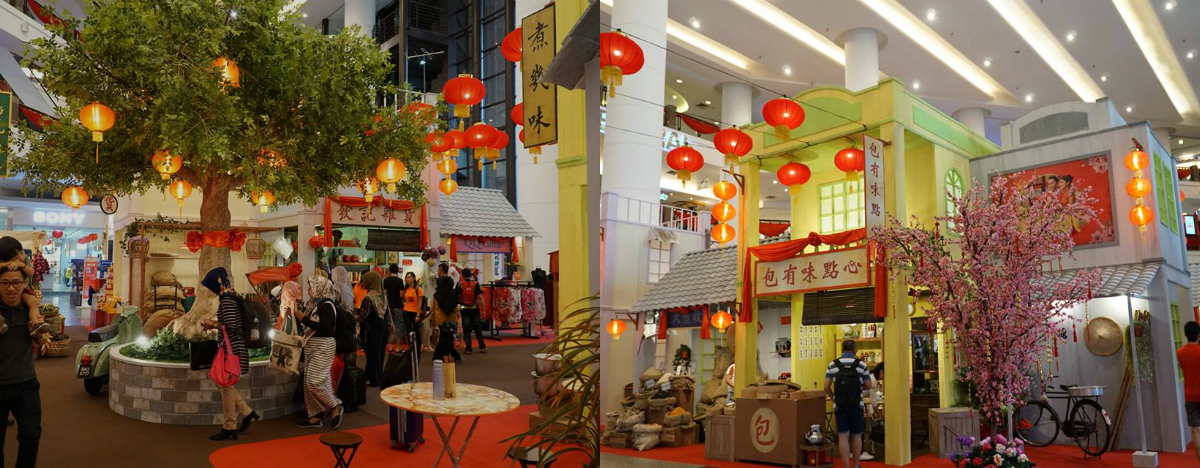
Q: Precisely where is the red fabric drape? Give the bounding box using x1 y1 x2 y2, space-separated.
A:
19 106 54 132
657 310 669 339
873 243 888 318
679 114 719 135
655 305 710 340
511 238 520 263
246 263 303 286
27 0 66 29
739 228 866 322
323 196 419 247
449 236 458 262
759 221 790 237
184 230 247 253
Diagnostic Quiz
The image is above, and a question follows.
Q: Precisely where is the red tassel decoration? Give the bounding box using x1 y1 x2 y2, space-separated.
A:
1072 320 1078 343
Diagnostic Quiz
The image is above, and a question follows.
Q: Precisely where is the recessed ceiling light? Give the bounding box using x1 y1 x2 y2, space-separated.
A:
1188 50 1197 60
704 100 712 105
1100 74 1108 82
983 58 992 67
1165 1 1177 11
783 65 792 76
302 13 308 18
729 0 851 68
783 188 788 192
1025 93 1035 103
1065 30 1077 42
690 17 701 29
912 80 921 90
925 8 937 21
672 95 678 100
1181 139 1186 145
1126 105 1134 113
676 79 683 83
773 180 778 184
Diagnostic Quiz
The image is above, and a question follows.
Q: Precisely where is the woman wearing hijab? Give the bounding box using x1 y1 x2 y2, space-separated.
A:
295 276 344 428
200 268 257 441
277 281 301 330
359 272 388 386
330 267 355 313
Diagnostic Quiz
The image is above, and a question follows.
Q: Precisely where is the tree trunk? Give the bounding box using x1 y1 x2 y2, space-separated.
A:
170 174 233 339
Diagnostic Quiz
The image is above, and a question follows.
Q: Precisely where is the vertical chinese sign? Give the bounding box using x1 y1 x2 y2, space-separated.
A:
0 91 11 177
521 5 557 148
863 135 885 233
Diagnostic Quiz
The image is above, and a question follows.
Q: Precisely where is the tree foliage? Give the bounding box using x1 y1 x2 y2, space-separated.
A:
14 0 433 207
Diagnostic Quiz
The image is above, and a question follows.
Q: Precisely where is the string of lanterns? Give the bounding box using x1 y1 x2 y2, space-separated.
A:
1124 147 1154 233
711 180 737 245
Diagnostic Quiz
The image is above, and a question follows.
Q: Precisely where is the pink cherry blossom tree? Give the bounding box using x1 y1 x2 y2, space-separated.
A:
873 173 1100 425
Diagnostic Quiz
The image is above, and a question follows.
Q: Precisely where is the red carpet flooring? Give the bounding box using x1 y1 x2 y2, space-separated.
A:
210 404 589 467
602 441 1198 467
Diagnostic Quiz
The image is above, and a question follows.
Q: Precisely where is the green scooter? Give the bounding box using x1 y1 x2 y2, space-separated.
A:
76 305 141 395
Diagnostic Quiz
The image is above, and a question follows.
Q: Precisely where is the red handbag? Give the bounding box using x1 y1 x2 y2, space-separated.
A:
209 324 241 387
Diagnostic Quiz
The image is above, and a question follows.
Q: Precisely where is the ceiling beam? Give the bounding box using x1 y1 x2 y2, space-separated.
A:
1112 0 1200 123
986 0 1106 103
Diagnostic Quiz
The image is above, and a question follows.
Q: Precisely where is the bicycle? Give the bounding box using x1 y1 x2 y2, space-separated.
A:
1015 384 1112 457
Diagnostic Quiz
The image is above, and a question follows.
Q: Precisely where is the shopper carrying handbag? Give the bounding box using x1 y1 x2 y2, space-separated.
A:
200 267 257 441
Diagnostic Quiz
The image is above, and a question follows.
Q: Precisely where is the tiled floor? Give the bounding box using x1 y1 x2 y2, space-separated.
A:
600 452 713 467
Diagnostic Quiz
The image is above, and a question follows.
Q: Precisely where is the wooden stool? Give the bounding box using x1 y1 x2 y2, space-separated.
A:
798 442 835 468
508 446 556 468
320 432 363 468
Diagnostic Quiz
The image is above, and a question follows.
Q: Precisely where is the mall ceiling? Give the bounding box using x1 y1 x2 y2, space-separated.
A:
638 0 1200 150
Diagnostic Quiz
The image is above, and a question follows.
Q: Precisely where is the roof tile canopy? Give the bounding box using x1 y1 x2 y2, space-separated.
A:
632 245 738 313
1037 262 1160 299
438 186 539 238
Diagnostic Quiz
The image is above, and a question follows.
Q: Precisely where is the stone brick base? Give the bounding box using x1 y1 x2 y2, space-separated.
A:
109 344 303 425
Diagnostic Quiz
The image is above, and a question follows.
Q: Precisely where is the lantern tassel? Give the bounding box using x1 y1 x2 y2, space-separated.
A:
602 66 623 98
492 161 497 170
94 144 99 164
774 125 789 141
678 170 691 187
453 104 469 119
725 154 738 170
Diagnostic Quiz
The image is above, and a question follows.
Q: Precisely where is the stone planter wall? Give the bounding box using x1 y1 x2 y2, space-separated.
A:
109 344 302 425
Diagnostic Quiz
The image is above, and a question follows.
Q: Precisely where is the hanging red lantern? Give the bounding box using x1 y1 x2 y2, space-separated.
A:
168 180 192 207
713 128 752 169
835 147 866 182
711 223 735 245
666 145 705 186
711 309 733 332
1130 205 1154 231
519 129 542 163
501 28 522 64
252 190 276 214
436 159 458 176
444 130 466 157
358 177 380 203
599 31 644 98
1125 177 1151 198
712 202 736 223
442 74 486 122
213 57 240 88
776 162 811 188
439 178 459 196
761 98 804 141
61 186 88 210
487 131 509 169
511 102 524 127
606 318 627 340
152 149 182 180
376 158 407 193
1125 149 1149 173
712 180 737 201
428 132 454 162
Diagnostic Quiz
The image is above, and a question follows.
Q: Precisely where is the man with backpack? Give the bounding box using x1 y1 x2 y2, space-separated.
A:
456 269 486 355
826 340 872 468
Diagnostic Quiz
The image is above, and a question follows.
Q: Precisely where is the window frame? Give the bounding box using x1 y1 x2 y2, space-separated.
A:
647 239 672 284
945 169 965 232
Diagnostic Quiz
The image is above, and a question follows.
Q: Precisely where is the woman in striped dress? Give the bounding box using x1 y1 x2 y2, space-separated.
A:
295 276 344 428
201 267 257 441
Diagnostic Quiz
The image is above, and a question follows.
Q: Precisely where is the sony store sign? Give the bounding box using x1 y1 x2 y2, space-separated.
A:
13 208 103 228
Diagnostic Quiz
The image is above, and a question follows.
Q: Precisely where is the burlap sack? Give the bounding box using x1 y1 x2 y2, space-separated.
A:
616 408 644 430
151 285 185 300
648 396 676 408
712 346 734 380
700 378 725 404
639 367 664 388
631 424 663 451
150 271 177 287
143 310 182 337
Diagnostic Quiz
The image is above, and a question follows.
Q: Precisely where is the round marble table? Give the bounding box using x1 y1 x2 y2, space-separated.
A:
381 382 520 467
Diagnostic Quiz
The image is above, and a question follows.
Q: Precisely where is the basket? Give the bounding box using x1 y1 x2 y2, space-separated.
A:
41 338 71 358
1068 385 1104 398
44 316 65 335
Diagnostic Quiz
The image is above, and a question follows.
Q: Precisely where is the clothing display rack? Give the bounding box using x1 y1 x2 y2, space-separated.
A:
481 281 544 341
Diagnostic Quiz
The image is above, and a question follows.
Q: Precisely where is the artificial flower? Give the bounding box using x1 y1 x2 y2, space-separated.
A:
993 454 1003 466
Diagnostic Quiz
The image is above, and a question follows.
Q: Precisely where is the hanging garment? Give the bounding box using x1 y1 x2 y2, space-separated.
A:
520 288 547 323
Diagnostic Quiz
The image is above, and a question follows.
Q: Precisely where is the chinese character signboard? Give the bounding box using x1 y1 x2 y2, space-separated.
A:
0 91 11 177
754 246 871 297
665 308 706 329
863 135 884 232
521 5 557 148
453 236 512 255
329 199 420 229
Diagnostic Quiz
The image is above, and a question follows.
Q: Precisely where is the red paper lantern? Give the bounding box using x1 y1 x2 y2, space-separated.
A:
712 202 736 223
252 190 275 214
511 102 524 127
376 158 407 193
1125 149 1149 172
501 28 522 64
711 310 733 332
168 180 192 207
487 131 509 169
465 123 498 150
444 129 466 157
711 223 736 245
1130 205 1154 231
442 74 486 120
713 128 752 169
599 31 644 98
152 149 182 180
776 162 811 188
61 186 88 210
428 132 453 162
606 319 627 340
213 57 240 88
1125 177 1151 198
439 178 459 196
667 145 705 186
835 147 866 181
712 180 737 201
518 129 543 163
80 102 115 143
762 99 804 141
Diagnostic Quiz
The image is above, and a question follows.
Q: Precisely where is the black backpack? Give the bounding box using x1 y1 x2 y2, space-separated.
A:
325 299 358 354
832 358 864 410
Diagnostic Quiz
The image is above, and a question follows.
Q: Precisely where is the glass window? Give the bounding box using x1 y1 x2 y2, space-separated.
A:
648 240 672 283
1172 303 1183 382
945 169 964 231
818 179 863 235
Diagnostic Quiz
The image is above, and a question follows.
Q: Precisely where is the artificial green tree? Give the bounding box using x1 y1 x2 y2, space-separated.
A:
14 0 433 320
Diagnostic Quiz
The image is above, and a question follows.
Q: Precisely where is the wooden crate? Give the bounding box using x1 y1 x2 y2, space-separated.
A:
930 408 980 458
706 415 735 461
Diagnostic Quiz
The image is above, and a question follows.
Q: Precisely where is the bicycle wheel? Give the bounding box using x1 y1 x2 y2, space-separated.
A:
1016 399 1059 447
1069 399 1112 456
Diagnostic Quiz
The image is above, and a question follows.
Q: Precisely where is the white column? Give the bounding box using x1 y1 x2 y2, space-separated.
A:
601 0 669 204
718 81 753 127
344 0 375 38
842 28 883 92
952 107 990 136
514 0 559 273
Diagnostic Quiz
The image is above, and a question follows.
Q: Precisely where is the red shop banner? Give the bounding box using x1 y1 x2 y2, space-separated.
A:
323 196 426 248
450 236 519 263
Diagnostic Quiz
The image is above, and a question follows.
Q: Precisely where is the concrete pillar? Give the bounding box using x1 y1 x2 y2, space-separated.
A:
344 0 375 38
298 221 316 287
733 158 761 393
601 0 669 204
841 28 883 92
1152 127 1176 154
515 0 560 273
953 107 991 136
718 81 753 127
